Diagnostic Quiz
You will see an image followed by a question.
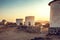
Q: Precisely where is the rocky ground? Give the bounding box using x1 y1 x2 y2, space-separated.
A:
0 27 46 40
0 27 60 40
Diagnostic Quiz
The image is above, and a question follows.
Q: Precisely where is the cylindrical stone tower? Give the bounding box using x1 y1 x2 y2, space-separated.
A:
48 0 60 34
25 16 35 26
16 19 23 26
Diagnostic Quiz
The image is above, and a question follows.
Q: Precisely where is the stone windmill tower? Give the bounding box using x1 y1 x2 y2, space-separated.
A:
48 0 60 34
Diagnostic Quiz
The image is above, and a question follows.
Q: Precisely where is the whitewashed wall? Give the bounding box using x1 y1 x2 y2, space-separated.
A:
50 1 60 27
16 19 23 25
25 16 35 26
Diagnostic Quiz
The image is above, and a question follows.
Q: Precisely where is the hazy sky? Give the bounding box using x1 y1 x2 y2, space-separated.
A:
0 0 52 22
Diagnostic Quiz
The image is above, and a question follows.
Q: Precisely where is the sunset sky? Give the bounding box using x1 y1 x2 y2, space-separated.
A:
0 0 52 22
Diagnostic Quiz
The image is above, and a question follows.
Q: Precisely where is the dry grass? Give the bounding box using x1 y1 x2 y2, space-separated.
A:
0 27 46 40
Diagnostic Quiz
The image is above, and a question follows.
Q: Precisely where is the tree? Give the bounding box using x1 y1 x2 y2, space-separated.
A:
43 23 50 28
2 19 6 25
35 22 42 27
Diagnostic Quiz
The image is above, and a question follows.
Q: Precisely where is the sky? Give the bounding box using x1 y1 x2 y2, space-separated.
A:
0 0 52 22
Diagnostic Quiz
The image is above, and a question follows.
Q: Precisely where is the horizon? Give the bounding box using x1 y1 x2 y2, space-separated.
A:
0 16 49 23
0 0 52 22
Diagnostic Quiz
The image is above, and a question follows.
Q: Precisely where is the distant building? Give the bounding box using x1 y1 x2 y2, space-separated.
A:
25 16 35 26
16 19 23 26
